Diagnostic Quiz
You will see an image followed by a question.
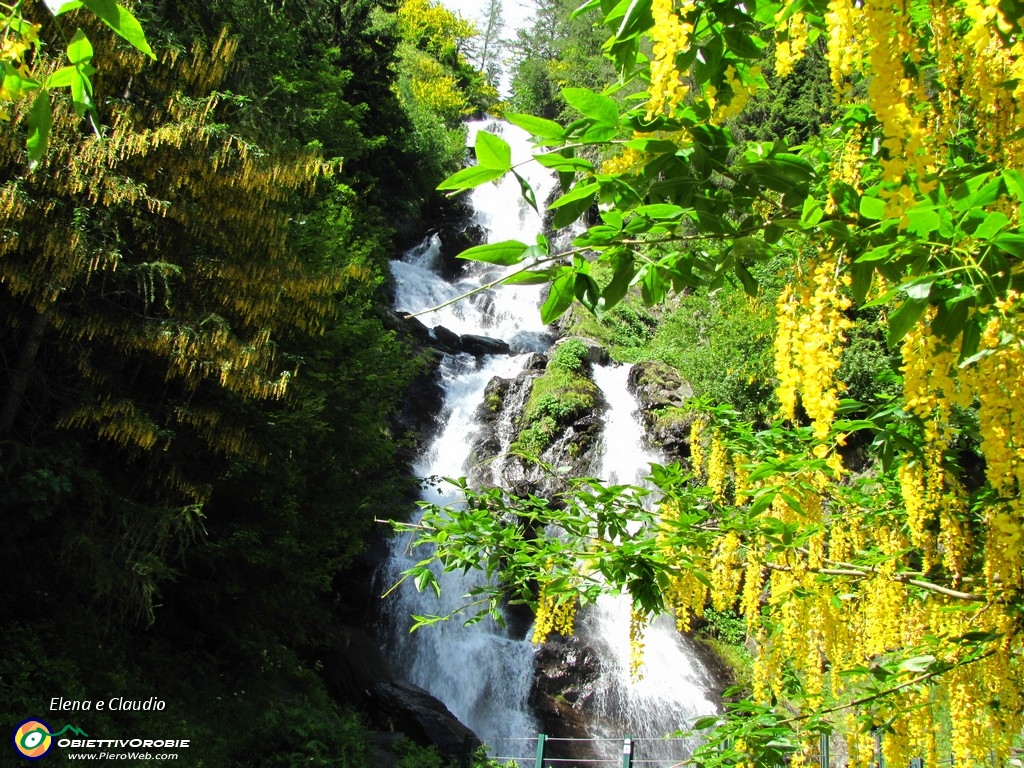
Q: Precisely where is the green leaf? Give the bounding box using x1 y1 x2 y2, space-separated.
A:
601 249 635 309
991 232 1024 257
735 262 759 297
68 64 97 119
504 112 567 141
46 66 78 88
898 654 937 673
613 0 654 40
552 194 594 230
81 0 156 59
534 152 594 172
562 87 620 125
634 203 685 220
504 269 557 286
623 138 681 153
904 207 941 236
541 270 576 323
514 171 538 213
850 261 874 304
580 123 619 143
974 210 1008 241
43 0 83 15
26 91 52 171
549 181 599 210
474 130 512 170
457 240 529 266
859 195 887 221
67 29 94 65
887 298 929 348
437 165 506 192
1001 169 1024 200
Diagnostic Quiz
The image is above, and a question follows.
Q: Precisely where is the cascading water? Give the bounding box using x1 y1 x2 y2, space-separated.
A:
381 120 720 766
579 366 721 763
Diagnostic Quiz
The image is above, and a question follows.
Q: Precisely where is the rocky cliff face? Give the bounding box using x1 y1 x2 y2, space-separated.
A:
627 360 697 462
467 338 608 499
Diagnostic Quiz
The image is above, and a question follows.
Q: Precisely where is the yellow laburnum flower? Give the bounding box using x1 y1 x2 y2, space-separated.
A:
647 0 696 118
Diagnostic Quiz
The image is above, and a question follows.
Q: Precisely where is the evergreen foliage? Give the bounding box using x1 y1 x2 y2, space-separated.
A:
0 0 488 763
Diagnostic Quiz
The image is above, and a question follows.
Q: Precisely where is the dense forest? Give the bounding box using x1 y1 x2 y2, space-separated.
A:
3 0 1024 766
0 0 500 764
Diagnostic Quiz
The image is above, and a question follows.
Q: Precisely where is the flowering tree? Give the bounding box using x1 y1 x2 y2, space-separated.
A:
398 0 1024 765
1 0 154 167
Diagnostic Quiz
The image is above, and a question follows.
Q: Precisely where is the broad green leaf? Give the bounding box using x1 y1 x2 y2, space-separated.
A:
474 130 512 170
504 112 566 141
903 276 934 300
580 123 619 143
46 66 79 88
43 0 83 14
855 244 896 263
562 87 619 126
623 138 681 153
504 269 557 286
634 203 684 220
904 206 941 236
858 194 887 221
534 152 594 171
69 66 95 118
1 64 40 102
437 165 506 192
898 655 937 673
570 0 603 19
601 249 635 309
573 271 602 312
931 298 970 342
541 269 576 323
457 240 529 266
67 29 94 64
641 265 667 304
26 91 52 171
850 261 874 304
552 194 594 230
974 210 1008 240
735 262 759 297
990 232 1024 257
800 196 823 226
887 298 929 348
612 0 654 40
549 180 599 210
81 0 156 59
1001 169 1024 200
573 225 621 248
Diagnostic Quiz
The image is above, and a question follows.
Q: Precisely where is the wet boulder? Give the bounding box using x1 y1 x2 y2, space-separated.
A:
627 361 696 460
367 680 482 763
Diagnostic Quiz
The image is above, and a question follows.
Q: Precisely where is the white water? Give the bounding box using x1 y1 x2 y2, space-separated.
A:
581 366 720 762
381 120 719 766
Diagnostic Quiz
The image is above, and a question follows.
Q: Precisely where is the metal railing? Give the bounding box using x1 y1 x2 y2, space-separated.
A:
484 733 1024 768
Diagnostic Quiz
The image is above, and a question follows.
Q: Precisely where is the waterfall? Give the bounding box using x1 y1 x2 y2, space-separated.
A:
578 365 721 763
380 120 720 766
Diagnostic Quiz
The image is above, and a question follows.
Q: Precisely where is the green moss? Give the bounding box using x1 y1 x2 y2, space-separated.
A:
652 405 693 433
511 343 599 456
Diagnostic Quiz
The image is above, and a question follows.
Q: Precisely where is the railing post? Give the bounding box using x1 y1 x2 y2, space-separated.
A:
820 733 830 768
875 731 885 768
535 733 547 768
910 758 924 768
622 736 634 768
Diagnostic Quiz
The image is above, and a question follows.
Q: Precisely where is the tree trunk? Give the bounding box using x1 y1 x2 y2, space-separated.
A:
0 300 55 435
